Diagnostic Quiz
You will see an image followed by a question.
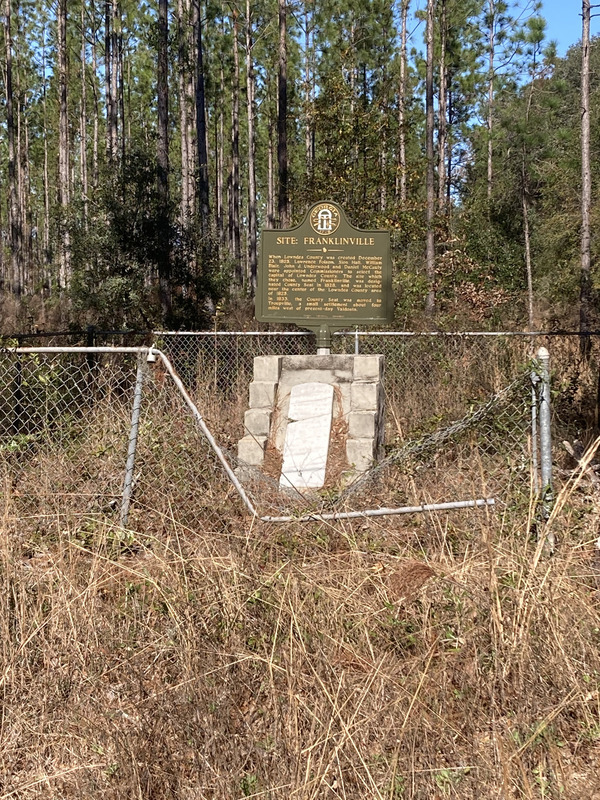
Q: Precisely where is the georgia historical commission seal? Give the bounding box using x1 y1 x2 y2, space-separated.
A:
310 203 340 235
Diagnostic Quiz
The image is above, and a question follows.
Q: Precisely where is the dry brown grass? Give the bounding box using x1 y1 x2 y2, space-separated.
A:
2 340 600 798
2 443 600 798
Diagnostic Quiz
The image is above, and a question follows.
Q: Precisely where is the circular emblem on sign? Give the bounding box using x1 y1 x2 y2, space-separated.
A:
310 203 340 235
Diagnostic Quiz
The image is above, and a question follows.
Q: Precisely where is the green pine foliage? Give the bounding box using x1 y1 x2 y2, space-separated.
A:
0 0 596 330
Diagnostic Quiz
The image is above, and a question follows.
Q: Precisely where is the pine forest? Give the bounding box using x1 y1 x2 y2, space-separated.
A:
0 0 596 332
6 5 600 797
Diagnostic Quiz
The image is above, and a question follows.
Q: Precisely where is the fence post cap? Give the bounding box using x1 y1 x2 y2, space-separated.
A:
147 346 158 363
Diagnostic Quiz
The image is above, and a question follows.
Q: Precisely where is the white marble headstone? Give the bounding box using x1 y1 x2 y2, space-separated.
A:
280 382 334 490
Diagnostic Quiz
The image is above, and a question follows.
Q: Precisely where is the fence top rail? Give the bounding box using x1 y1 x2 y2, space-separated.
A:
2 330 598 341
154 330 313 337
1 346 150 355
1 329 141 338
153 329 599 338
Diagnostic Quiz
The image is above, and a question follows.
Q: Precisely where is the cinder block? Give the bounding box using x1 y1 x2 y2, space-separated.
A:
244 408 272 437
350 381 380 411
238 434 267 466
348 411 377 439
346 438 376 472
249 381 276 408
353 355 383 381
282 355 353 373
253 355 282 383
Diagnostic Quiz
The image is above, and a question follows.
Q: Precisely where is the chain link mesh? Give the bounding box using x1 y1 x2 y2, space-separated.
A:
0 351 139 532
0 333 597 532
157 331 599 437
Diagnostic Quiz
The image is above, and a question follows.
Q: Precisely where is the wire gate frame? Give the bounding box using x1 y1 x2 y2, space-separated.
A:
0 346 507 525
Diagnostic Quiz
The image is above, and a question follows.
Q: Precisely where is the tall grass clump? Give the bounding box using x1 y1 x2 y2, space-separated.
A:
2 439 600 798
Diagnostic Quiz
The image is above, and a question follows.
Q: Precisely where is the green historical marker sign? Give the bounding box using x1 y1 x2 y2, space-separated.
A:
256 201 393 348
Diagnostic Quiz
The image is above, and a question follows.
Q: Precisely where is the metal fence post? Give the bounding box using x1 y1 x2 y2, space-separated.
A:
86 325 100 375
537 346 554 547
12 357 23 436
530 371 540 495
120 355 145 528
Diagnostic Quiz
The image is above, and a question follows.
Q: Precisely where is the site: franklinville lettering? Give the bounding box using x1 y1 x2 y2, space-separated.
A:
275 236 375 246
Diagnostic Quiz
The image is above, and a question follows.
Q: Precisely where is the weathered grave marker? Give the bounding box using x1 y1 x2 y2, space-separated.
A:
280 383 334 490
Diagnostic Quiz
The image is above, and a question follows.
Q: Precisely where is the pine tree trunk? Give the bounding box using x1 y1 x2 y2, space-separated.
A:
446 88 453 206
16 14 28 292
487 0 495 201
186 0 197 213
91 0 100 192
196 0 210 236
361 64 368 205
21 91 31 292
112 1 120 157
80 4 89 228
216 57 225 246
246 0 258 294
58 0 70 290
522 45 539 331
350 22 358 207
105 1 112 160
380 121 387 212
267 122 275 228
178 0 194 226
303 3 314 176
278 0 289 227
580 0 592 344
105 1 118 162
438 0 447 210
118 20 125 161
425 0 436 315
5 0 21 295
178 0 189 223
42 31 50 267
230 7 242 285
397 0 409 203
157 0 171 319
157 0 169 205
522 155 534 329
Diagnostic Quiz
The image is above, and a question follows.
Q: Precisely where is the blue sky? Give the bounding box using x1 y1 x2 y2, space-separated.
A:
537 1 596 56
406 1 597 59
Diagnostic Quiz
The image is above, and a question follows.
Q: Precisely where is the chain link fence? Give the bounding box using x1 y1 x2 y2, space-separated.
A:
0 332 597 534
156 330 599 442
0 349 140 533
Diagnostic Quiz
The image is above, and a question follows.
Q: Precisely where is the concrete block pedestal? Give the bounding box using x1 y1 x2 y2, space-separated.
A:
237 354 385 491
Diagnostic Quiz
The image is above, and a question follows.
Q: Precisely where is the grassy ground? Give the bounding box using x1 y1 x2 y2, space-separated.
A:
1 341 600 798
2 449 600 798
